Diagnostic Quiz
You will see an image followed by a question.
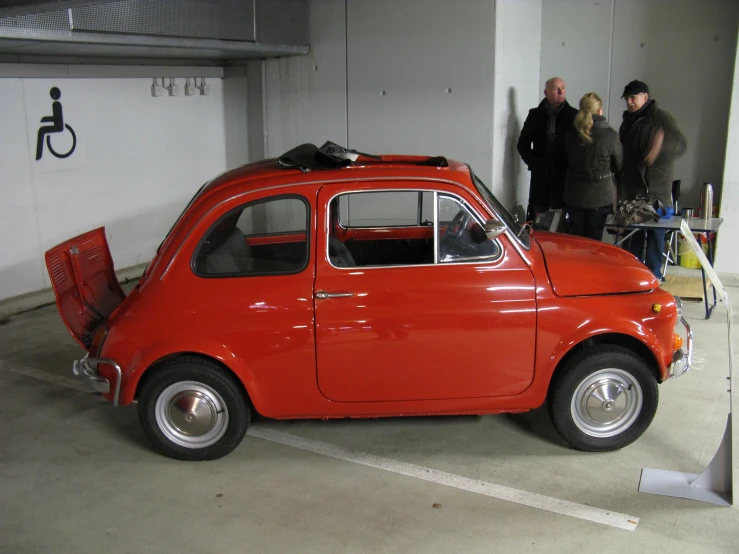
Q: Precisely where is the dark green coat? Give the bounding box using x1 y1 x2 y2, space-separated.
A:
618 100 687 207
563 116 622 210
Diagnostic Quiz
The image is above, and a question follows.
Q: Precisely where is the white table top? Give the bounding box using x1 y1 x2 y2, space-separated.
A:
606 215 723 233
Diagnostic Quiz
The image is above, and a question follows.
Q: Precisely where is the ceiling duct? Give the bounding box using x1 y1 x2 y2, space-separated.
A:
0 0 309 65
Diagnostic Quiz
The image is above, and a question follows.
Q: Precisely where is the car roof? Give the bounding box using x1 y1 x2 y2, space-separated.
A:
199 143 473 201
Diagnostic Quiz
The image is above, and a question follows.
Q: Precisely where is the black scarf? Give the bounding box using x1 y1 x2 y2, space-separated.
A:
545 101 565 143
620 99 656 138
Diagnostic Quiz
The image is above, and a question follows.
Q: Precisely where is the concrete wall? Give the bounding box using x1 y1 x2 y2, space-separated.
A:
264 0 513 191
540 0 739 213
262 0 738 220
0 74 238 302
223 75 250 170
264 0 348 157
344 0 496 186
263 0 550 221
492 0 543 219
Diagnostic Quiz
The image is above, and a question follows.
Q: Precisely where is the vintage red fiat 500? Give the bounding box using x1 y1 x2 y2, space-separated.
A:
45 143 691 461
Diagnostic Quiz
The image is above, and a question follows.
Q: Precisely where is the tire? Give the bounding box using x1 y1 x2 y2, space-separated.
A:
138 357 250 461
548 345 658 452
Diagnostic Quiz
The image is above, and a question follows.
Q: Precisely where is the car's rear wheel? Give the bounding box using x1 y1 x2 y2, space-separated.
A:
138 358 250 461
548 345 658 452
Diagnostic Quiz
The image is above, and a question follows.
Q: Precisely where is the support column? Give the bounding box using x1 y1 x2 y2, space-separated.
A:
491 0 543 218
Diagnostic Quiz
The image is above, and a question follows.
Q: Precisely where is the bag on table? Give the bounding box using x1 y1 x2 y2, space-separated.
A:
612 196 662 226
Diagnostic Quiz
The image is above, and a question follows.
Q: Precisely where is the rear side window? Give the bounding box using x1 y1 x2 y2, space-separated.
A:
193 195 310 277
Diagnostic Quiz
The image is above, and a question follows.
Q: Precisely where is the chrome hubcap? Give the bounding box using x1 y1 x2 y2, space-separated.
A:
155 381 229 449
571 369 642 438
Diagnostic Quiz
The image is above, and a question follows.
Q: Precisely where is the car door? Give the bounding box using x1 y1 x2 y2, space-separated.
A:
314 182 537 403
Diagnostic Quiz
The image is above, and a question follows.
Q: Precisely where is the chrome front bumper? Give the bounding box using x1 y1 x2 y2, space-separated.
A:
669 316 693 378
72 355 123 406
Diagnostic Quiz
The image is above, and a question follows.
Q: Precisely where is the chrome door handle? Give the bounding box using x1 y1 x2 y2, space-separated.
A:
315 291 355 300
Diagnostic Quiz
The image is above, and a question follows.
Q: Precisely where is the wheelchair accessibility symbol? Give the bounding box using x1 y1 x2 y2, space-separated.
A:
35 87 77 161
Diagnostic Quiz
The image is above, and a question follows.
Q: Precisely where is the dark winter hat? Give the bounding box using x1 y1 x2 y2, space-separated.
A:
621 80 649 98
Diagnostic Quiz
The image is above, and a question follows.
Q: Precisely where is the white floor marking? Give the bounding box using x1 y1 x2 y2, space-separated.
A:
1 359 640 531
248 427 639 531
0 359 88 392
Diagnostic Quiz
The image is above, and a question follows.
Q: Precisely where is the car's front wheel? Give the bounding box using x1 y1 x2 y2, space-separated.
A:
138 358 250 461
548 345 658 452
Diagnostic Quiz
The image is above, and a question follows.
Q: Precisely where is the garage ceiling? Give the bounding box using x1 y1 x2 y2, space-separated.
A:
0 0 309 65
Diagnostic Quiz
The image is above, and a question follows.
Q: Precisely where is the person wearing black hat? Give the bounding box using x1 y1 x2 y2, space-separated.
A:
618 79 687 280
517 77 578 222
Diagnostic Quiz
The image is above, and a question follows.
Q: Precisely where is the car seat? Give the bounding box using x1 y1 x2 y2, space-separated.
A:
202 227 254 274
328 236 356 267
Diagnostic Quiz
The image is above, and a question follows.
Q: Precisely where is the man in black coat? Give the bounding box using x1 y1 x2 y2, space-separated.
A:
517 77 578 222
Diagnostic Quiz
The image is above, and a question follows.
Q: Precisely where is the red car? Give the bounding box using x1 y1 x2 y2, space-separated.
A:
45 142 691 461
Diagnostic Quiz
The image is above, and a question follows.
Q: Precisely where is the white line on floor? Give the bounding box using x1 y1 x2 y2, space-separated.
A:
1 359 639 531
0 359 88 392
248 427 640 531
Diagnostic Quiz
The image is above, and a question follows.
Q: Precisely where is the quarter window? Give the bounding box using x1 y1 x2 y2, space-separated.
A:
194 195 309 277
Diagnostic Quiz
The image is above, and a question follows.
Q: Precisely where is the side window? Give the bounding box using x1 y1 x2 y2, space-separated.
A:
438 195 500 263
236 197 306 235
194 195 309 277
331 191 434 267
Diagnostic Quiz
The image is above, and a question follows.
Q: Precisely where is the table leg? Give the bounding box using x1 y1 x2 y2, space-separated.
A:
702 231 718 319
614 227 638 248
702 266 710 318
661 230 676 277
641 229 647 263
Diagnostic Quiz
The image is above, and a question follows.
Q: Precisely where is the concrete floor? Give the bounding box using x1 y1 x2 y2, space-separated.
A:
1 281 737 553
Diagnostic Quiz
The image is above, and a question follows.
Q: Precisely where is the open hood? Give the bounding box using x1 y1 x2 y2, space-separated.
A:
45 227 125 350
533 232 658 297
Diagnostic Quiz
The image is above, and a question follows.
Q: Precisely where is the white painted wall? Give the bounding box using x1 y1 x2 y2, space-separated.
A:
0 76 234 301
715 25 739 274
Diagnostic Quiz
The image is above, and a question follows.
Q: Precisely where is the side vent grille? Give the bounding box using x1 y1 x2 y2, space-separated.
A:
47 253 67 286
80 242 104 267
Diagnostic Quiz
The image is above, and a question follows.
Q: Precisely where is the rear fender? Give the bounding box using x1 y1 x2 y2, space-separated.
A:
111 337 260 409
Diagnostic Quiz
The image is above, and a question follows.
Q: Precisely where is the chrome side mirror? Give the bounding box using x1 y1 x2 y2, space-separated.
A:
484 219 506 240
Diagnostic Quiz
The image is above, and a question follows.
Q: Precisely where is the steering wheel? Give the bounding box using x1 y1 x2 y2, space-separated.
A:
444 209 472 240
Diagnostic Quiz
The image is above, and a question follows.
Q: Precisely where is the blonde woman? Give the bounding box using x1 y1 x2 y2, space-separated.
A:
563 92 623 240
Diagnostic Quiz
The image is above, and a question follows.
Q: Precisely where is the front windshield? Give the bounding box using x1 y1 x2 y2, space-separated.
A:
470 170 530 249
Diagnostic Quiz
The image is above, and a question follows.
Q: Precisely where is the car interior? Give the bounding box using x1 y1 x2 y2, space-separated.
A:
328 194 499 267
194 210 308 276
